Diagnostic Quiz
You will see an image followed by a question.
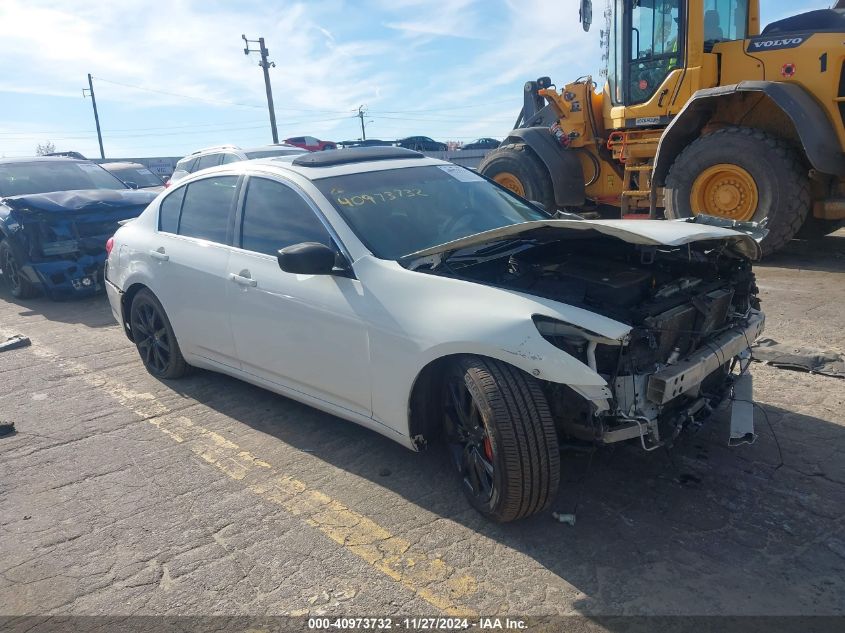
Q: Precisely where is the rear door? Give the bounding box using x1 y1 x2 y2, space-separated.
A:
225 175 371 417
151 174 240 367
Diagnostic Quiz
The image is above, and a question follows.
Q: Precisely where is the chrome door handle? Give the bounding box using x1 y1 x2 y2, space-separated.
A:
149 249 169 261
229 273 257 287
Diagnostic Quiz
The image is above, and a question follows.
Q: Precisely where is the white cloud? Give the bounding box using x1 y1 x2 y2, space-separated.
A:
0 0 393 114
382 0 483 40
392 0 603 136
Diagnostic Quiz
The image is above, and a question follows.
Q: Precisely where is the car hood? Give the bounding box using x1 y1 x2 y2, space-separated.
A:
1 189 157 214
404 217 763 261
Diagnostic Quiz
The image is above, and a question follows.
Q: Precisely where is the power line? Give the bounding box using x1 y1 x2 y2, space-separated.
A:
369 114 512 122
369 97 517 114
93 76 355 114
0 114 352 136
93 76 517 117
0 116 356 142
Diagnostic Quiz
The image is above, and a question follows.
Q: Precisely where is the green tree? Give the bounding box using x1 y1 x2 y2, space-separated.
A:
35 141 56 156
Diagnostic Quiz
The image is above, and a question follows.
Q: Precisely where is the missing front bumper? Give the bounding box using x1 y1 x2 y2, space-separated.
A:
646 312 765 405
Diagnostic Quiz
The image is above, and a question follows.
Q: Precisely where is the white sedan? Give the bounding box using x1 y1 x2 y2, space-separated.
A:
105 147 765 522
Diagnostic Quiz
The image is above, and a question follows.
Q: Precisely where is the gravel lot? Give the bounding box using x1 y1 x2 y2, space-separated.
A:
1 230 843 619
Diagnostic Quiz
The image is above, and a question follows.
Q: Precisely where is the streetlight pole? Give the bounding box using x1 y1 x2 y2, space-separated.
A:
243 35 279 144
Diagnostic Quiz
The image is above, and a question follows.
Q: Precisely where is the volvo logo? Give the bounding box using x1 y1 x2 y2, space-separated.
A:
747 35 806 52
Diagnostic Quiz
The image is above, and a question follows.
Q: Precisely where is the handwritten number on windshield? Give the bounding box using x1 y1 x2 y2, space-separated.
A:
336 188 428 207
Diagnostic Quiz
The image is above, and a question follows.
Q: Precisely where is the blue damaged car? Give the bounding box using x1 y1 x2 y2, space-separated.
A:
0 157 157 300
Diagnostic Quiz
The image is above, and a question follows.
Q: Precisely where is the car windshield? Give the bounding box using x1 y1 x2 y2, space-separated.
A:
313 164 549 259
108 166 163 188
0 161 127 196
245 148 303 159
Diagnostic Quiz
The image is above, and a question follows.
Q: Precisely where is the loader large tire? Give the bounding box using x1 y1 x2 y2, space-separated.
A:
664 126 810 256
443 355 560 522
479 143 556 211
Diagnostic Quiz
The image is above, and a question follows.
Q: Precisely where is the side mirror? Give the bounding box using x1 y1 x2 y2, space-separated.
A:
580 0 592 32
277 242 337 275
125 181 139 189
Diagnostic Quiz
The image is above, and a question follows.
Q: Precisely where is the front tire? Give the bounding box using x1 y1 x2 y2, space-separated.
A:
664 126 810 256
0 241 39 299
443 356 560 522
129 289 189 379
479 144 556 211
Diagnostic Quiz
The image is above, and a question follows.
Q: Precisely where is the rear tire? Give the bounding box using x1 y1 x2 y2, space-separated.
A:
479 144 556 211
129 289 189 379
0 241 39 299
443 356 560 522
664 126 810 256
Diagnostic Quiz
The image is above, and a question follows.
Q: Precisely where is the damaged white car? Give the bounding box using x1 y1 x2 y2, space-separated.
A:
105 147 765 522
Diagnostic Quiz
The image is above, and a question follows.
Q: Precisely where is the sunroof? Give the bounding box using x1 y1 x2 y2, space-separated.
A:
291 146 424 167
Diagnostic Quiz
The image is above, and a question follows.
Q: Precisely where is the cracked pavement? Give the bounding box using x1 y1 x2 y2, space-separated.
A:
0 231 843 617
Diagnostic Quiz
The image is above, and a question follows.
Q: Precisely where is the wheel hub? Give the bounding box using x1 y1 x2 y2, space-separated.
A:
493 172 525 197
445 377 495 502
690 164 759 222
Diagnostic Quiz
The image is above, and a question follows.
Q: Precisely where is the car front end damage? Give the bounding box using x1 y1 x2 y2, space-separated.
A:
526 238 764 450
413 219 767 451
536 308 764 451
0 190 155 299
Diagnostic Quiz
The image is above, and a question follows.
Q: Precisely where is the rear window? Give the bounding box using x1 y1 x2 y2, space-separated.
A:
0 161 126 196
108 166 163 188
176 175 238 243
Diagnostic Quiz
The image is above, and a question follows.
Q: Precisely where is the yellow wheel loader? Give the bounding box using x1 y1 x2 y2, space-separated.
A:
478 1 845 254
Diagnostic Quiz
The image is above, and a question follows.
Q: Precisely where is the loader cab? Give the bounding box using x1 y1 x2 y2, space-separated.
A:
605 0 754 108
607 0 683 106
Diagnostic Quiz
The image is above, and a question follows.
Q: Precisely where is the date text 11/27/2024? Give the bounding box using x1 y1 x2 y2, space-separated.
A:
307 617 528 630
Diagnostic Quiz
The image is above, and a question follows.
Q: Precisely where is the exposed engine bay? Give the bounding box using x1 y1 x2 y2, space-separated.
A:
425 234 764 450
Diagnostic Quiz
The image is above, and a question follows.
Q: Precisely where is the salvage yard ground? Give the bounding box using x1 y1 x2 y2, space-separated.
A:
0 230 843 617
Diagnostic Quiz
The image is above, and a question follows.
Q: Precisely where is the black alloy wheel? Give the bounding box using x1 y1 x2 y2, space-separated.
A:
445 374 496 503
129 289 188 378
442 356 560 522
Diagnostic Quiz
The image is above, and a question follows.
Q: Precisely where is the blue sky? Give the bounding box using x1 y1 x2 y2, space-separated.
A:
0 0 825 158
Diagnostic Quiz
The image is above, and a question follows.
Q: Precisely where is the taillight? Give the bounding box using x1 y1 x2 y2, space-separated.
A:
106 237 115 255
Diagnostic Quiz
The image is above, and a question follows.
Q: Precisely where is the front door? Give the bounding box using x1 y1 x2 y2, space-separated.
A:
225 175 372 418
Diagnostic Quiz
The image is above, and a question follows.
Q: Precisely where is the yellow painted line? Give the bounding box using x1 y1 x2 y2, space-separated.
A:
6 334 478 616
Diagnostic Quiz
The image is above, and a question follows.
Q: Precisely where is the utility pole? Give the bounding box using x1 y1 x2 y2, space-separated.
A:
82 74 105 159
243 34 279 144
357 105 367 141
